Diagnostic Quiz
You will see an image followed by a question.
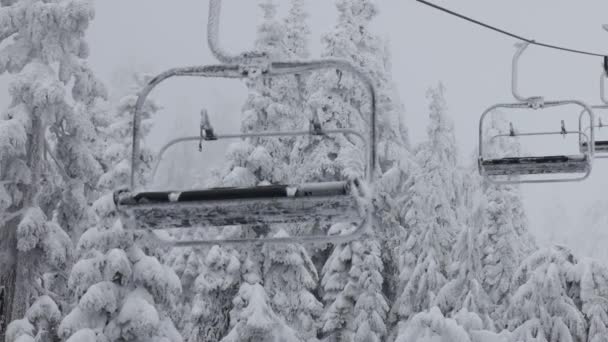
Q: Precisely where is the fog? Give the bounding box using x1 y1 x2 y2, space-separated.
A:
6 0 608 257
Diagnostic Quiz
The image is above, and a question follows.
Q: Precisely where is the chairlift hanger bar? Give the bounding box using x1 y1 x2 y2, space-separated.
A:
417 0 608 68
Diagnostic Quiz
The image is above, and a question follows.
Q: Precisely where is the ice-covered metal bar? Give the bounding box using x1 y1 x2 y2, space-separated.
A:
129 61 377 189
207 0 266 64
150 128 366 184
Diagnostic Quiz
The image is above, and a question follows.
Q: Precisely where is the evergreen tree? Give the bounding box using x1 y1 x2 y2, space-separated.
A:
56 69 182 340
393 84 458 323
320 225 387 342
395 307 472 342
284 0 311 60
96 72 158 192
506 246 586 342
349 239 388 342
5 296 61 342
221 283 299 342
311 1 409 339
263 230 322 341
477 113 536 326
434 203 494 330
580 259 608 342
319 225 356 340
204 2 315 340
0 1 106 338
57 222 182 341
183 245 240 342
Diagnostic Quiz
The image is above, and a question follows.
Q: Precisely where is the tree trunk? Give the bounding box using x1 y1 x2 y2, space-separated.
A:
0 216 19 341
0 115 44 339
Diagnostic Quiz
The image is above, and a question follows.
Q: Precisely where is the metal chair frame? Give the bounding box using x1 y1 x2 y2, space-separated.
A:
580 71 608 158
114 0 378 247
478 42 595 185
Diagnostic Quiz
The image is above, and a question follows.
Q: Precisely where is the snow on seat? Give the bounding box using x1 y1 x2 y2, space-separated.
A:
481 155 590 176
115 181 362 229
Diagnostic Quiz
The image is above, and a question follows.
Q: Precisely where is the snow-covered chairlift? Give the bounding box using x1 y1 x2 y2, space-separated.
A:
478 42 595 184
580 68 608 156
113 0 376 247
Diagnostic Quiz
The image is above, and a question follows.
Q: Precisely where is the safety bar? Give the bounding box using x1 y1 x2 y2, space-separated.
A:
150 128 366 183
492 130 590 139
129 61 377 190
479 101 595 184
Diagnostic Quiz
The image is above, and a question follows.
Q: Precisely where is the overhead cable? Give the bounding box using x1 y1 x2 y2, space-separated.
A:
417 0 608 59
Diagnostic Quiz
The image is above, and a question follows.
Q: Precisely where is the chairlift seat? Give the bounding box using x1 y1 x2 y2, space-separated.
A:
581 141 608 153
481 155 590 176
115 181 363 229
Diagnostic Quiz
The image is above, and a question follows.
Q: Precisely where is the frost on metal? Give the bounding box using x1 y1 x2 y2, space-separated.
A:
120 195 359 230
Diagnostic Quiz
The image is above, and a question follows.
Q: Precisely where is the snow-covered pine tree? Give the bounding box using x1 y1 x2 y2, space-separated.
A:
0 1 107 338
309 1 412 339
182 244 240 342
217 246 299 342
56 68 182 340
200 2 315 340
262 229 323 341
319 224 388 341
393 84 458 324
284 0 311 60
434 202 494 330
476 113 536 326
395 307 472 342
506 246 586 342
53 62 108 241
213 0 297 190
349 239 388 341
97 72 158 192
221 282 299 342
57 220 183 342
579 259 608 342
319 224 357 340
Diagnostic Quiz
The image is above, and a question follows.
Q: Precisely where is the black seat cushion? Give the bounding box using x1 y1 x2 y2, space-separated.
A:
483 155 586 165
481 155 588 176
131 185 289 204
121 182 351 205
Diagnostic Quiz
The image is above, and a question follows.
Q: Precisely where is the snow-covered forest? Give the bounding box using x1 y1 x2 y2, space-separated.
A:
1 0 608 341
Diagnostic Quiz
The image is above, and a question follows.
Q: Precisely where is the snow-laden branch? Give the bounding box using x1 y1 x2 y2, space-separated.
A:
0 6 18 44
0 207 26 226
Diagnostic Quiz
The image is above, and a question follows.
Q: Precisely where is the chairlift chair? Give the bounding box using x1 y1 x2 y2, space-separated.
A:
580 69 608 157
113 0 377 247
478 42 595 184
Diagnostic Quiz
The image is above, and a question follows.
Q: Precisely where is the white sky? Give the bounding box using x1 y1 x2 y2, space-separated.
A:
3 0 608 257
